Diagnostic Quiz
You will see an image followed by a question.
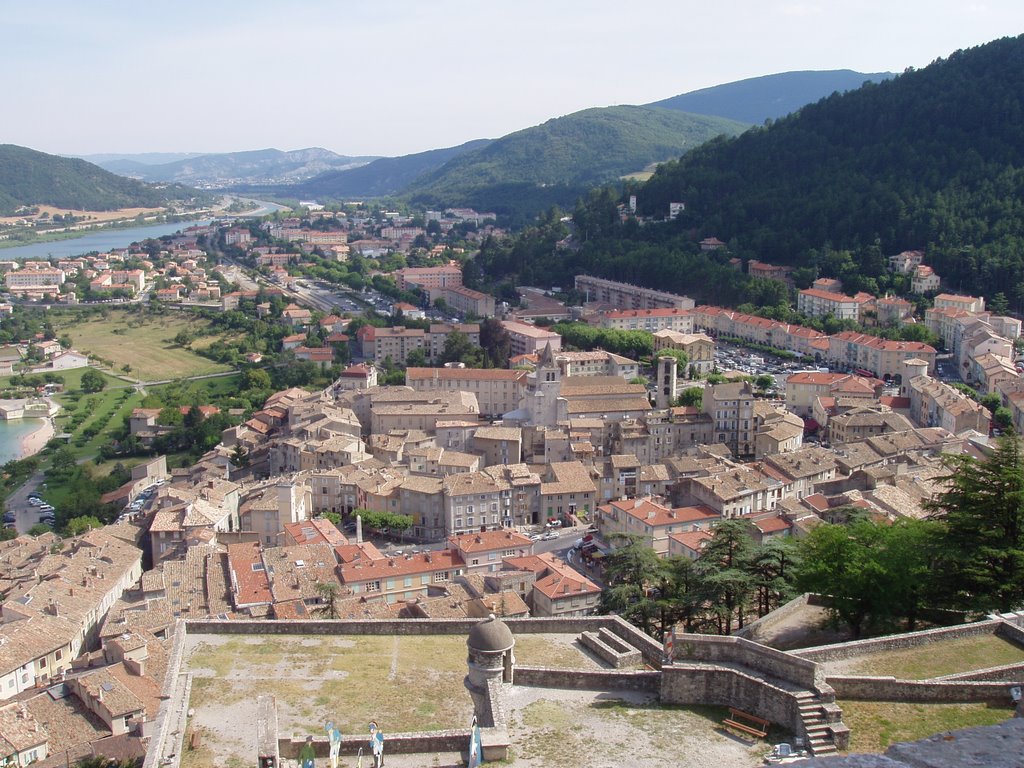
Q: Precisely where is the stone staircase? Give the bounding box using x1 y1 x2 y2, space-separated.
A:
794 690 838 756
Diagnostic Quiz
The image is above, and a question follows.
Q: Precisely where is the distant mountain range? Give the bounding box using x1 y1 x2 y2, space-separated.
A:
2 68 904 221
648 69 895 124
0 144 203 214
88 147 379 187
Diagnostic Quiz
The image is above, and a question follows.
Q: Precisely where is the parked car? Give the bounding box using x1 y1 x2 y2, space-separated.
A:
2 512 15 523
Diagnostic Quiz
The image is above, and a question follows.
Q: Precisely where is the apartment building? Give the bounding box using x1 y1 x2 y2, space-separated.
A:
5 268 64 292
575 275 694 310
405 367 526 417
825 332 936 379
395 265 463 291
432 285 496 317
338 550 466 604
595 497 718 557
703 381 756 458
357 325 426 363
796 288 873 322
448 530 534 573
426 323 480 362
501 320 561 357
599 308 694 332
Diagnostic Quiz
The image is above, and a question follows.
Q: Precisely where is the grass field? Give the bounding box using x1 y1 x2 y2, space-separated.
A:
839 700 1013 752
51 310 231 381
829 635 1024 679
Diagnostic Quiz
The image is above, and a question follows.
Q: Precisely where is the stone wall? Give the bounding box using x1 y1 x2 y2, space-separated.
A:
796 619 1003 662
825 675 1020 705
186 616 628 637
733 593 823 641
515 666 660 693
662 663 803 736
673 633 822 692
279 730 471 758
996 619 1024 648
578 629 642 668
935 662 1024 682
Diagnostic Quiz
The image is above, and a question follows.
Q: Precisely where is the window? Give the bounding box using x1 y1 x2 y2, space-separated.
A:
366 580 381 593
404 576 412 587
433 571 447 583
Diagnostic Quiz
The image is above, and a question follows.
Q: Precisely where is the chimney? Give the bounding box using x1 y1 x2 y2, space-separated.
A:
48 599 59 617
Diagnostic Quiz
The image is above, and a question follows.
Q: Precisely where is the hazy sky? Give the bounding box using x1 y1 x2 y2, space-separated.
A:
4 1 1022 158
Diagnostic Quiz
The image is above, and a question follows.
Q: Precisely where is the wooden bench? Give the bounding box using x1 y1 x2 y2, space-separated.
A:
722 708 769 739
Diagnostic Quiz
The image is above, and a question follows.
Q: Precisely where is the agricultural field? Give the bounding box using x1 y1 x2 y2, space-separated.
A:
51 309 232 381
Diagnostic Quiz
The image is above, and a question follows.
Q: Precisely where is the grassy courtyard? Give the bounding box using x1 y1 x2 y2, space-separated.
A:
827 634 1024 679
839 700 1013 752
51 309 231 380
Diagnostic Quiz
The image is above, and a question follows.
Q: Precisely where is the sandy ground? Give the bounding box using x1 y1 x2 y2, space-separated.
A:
20 418 54 458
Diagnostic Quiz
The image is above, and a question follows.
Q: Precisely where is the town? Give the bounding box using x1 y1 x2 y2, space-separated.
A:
0 204 1022 767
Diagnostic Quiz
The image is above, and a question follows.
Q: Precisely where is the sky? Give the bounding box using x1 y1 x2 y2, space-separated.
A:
4 1 1023 159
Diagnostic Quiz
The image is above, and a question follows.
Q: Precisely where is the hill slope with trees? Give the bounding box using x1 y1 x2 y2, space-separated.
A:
0 144 202 214
636 35 1024 300
403 105 747 218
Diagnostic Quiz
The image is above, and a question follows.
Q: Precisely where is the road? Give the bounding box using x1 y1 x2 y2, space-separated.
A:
4 471 47 534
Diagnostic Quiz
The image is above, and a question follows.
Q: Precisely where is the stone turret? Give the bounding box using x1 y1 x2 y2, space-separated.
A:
464 614 515 726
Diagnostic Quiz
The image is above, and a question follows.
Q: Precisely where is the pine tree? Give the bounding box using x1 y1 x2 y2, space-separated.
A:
926 436 1024 614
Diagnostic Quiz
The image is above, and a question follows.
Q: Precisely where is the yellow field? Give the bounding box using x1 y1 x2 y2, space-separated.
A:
54 310 231 380
0 205 165 226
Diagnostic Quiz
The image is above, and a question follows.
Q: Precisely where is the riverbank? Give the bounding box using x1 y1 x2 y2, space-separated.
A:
19 418 54 460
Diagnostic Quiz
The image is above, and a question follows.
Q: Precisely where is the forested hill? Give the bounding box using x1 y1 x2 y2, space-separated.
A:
402 105 747 222
634 35 1024 299
0 145 200 214
647 69 895 124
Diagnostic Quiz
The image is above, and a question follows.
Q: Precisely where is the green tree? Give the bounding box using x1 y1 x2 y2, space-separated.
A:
80 368 106 393
28 523 51 536
926 436 1024 613
695 519 757 634
65 516 103 536
316 581 341 619
754 374 775 393
675 387 704 407
600 533 665 636
405 347 427 368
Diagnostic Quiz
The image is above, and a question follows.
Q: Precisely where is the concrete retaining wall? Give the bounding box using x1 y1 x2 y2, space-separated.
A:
733 593 822 641
826 675 1020 705
186 616 629 637
673 633 822 691
796 619 1003 662
579 629 642 668
515 666 660 693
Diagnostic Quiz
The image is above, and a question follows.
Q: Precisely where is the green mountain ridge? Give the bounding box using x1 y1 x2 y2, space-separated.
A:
467 35 1024 307
0 144 202 214
402 105 748 213
647 69 896 124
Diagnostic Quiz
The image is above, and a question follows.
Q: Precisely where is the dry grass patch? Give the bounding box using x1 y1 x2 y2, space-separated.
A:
186 634 473 742
832 634 1024 679
839 700 1013 752
0 205 164 226
512 634 608 670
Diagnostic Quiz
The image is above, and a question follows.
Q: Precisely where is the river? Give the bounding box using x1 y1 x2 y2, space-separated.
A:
0 418 47 465
0 197 288 261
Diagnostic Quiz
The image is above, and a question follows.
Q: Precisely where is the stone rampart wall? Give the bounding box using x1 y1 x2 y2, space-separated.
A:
515 666 660 693
825 675 1020 705
186 616 624 637
279 730 471 758
673 633 821 691
996 620 1024 648
661 663 802 736
733 593 824 640
796 619 1002 662
935 662 1024 683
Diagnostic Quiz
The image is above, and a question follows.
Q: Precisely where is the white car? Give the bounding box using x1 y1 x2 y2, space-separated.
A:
541 532 559 541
